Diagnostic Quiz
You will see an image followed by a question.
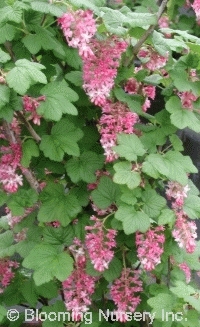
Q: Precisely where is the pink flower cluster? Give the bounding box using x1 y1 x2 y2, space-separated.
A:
0 141 23 193
82 38 127 106
192 0 200 20
99 101 139 162
124 77 156 112
62 239 96 320
14 228 28 242
179 262 191 283
58 10 127 105
177 91 198 110
136 226 165 271
165 181 190 208
110 268 143 321
0 259 19 293
7 206 35 228
23 95 45 125
172 211 197 253
58 9 96 59
138 47 168 71
0 165 23 193
87 170 110 191
85 216 117 272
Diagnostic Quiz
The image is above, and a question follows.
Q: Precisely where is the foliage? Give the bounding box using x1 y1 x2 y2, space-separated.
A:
0 0 200 326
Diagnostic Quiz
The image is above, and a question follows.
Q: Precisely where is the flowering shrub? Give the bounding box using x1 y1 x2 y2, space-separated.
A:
0 0 200 326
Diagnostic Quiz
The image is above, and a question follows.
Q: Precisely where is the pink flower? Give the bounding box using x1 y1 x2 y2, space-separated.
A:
172 211 197 253
178 262 191 283
124 77 156 112
0 259 19 291
165 181 190 208
58 9 96 58
110 268 143 321
23 95 45 125
192 0 200 19
158 16 170 28
138 47 168 71
99 101 139 162
136 226 165 271
85 216 117 272
82 38 127 106
0 165 23 193
62 239 96 319
124 78 140 94
177 91 198 110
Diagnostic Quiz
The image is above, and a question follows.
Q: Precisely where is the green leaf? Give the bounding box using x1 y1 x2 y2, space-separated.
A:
37 80 78 121
40 118 83 161
143 151 197 184
0 306 7 323
22 26 65 56
65 71 83 86
169 134 184 151
114 133 146 161
0 48 11 63
114 87 142 114
6 59 47 95
170 281 200 312
102 8 157 35
183 194 200 219
0 230 15 258
0 85 10 109
0 22 16 43
91 176 121 209
23 243 74 285
152 30 170 56
182 242 200 270
66 151 104 183
142 190 166 218
127 11 157 27
43 225 74 246
115 205 150 234
166 96 200 133
7 189 38 216
35 281 58 299
140 128 167 153
157 209 176 227
38 182 82 226
163 150 197 184
0 3 23 24
21 139 39 167
113 161 141 189
20 279 38 307
64 47 82 69
103 257 123 282
102 9 127 35
0 190 7 207
86 260 102 277
120 187 139 205
147 293 176 320
68 0 101 15
70 183 90 207
72 214 90 241
31 1 64 17
41 301 67 327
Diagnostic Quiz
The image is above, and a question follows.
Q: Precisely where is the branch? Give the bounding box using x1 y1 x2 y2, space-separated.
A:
20 167 41 193
3 121 16 143
3 120 41 193
133 0 168 54
4 41 16 62
16 111 41 142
